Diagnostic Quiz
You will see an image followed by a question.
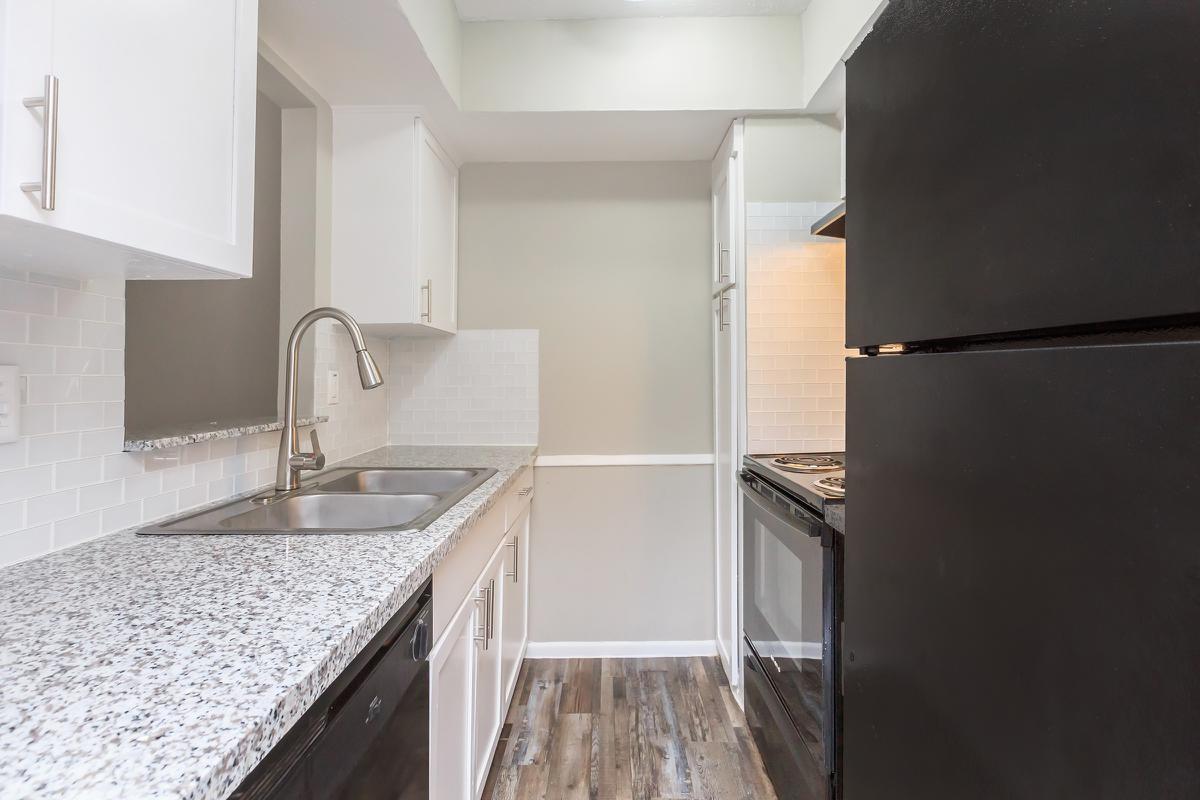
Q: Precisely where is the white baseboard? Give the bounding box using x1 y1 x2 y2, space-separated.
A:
525 640 719 659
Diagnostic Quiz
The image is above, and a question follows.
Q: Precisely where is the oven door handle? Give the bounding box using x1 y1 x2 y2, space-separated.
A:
738 472 826 538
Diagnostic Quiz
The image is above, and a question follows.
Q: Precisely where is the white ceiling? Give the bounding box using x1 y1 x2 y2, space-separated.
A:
455 0 811 22
260 0 738 162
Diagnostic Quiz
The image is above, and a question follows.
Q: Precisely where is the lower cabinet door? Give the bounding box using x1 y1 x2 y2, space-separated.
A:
430 595 478 800
500 506 531 704
471 547 507 798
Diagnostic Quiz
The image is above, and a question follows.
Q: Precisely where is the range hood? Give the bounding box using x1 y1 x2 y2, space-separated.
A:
811 201 846 239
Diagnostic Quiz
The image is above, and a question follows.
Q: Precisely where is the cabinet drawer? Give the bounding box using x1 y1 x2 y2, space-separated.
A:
431 500 504 641
504 467 534 530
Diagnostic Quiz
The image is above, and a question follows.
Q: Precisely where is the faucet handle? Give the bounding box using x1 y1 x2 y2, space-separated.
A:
308 429 325 470
288 428 326 472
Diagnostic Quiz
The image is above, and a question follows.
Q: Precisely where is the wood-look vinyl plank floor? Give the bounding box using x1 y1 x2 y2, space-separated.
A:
482 657 779 800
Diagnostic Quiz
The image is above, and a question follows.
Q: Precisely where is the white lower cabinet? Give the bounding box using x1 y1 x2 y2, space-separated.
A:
471 548 506 799
430 480 534 800
500 506 531 705
429 591 478 800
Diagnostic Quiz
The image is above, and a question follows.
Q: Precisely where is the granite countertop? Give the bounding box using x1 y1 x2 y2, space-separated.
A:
0 445 536 800
826 501 845 534
123 415 328 452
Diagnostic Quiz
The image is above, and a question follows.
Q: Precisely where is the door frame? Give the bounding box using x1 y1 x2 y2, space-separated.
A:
711 119 746 700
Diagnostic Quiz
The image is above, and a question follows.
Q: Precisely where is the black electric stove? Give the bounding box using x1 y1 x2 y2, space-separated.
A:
743 452 846 513
739 452 845 800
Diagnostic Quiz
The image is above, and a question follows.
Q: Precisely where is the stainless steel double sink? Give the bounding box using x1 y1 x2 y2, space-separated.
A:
137 467 497 535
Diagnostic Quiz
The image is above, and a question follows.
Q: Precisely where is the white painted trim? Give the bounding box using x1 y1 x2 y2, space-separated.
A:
534 454 715 468
525 640 719 659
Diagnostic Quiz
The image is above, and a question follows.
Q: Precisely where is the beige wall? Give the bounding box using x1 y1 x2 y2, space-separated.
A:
459 162 713 455
530 465 715 643
458 162 715 645
744 116 843 203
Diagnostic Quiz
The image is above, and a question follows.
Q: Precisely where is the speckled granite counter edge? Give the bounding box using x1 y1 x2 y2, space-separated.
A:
826 502 845 534
124 416 328 452
193 448 536 800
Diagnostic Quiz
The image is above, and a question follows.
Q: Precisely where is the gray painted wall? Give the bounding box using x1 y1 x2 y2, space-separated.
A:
125 94 284 435
458 162 715 645
744 115 843 202
459 162 713 455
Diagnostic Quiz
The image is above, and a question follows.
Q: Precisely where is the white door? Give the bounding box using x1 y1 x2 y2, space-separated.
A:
712 121 744 695
472 546 506 798
4 0 257 277
500 506 531 705
415 120 458 333
430 593 479 800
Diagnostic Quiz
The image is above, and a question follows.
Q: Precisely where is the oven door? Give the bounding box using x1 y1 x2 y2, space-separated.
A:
739 470 838 799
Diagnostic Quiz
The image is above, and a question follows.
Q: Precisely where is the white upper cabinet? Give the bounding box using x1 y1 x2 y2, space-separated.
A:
331 110 458 336
0 0 258 278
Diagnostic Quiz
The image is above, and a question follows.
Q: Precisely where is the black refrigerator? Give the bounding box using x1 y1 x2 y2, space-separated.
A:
842 2 1200 799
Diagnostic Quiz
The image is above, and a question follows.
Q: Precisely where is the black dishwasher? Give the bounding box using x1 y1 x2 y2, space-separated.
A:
231 580 432 800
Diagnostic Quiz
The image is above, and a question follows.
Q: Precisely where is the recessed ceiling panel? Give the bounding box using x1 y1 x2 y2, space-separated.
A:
456 0 810 22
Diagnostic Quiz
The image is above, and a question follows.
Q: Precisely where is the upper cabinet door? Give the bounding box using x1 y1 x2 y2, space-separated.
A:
330 112 458 337
845 1 1200 348
415 120 458 334
0 0 257 279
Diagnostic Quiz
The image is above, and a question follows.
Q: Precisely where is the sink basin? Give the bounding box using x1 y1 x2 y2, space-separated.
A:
220 493 440 531
138 466 498 535
316 468 484 495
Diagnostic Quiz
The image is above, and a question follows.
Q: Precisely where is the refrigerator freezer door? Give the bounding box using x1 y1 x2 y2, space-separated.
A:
844 343 1200 799
845 1 1200 348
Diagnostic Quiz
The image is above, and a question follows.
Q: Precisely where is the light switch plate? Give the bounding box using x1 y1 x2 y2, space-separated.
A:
327 369 340 405
0 365 19 444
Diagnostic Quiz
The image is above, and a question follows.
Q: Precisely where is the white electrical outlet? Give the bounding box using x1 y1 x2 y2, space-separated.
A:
327 369 340 405
0 365 20 445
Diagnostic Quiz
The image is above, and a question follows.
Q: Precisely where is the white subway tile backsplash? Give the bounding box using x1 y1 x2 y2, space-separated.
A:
79 480 124 512
80 320 124 349
0 311 26 342
0 466 53 504
388 330 538 446
747 201 852 455
0 500 25 535
123 472 162 502
54 347 105 376
101 501 142 534
53 512 101 548
63 406 110 436
29 315 81 346
0 279 55 315
27 432 80 465
0 276 396 568
54 457 104 490
56 288 107 321
0 343 54 374
1 526 52 563
26 489 79 527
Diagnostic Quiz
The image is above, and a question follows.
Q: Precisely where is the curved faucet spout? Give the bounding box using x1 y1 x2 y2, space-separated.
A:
276 307 383 492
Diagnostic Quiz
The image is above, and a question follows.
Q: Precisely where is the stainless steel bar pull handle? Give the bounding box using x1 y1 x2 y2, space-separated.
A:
474 588 489 649
505 537 519 583
717 293 731 331
420 280 432 323
718 245 730 282
21 75 59 210
485 579 496 642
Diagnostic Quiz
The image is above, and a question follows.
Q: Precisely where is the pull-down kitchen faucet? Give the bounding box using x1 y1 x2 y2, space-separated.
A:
276 307 383 492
